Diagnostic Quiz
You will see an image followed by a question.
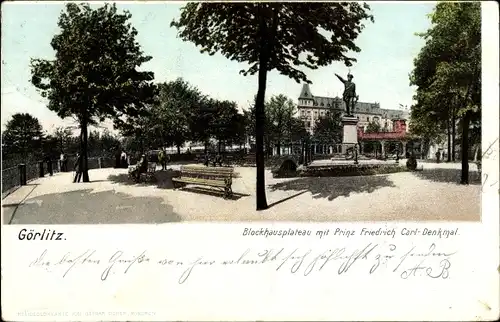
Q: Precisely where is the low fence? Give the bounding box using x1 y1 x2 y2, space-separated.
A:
1 156 114 196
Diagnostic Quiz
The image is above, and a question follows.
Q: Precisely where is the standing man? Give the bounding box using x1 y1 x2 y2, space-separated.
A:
60 151 67 172
335 72 358 116
158 148 166 170
120 150 127 168
204 152 210 167
73 153 82 183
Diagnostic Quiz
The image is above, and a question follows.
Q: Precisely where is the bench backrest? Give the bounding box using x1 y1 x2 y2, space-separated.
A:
147 162 156 172
180 165 233 178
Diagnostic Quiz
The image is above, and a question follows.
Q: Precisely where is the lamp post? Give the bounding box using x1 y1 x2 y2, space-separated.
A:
354 144 359 165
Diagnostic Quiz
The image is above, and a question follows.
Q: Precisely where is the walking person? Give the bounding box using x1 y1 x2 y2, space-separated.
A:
204 152 210 167
114 150 121 168
435 150 441 163
60 151 67 172
73 153 83 183
129 154 148 182
158 149 166 170
120 150 128 168
214 153 223 167
164 150 171 170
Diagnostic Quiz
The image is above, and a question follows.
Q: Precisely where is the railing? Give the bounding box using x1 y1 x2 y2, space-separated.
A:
1 156 114 196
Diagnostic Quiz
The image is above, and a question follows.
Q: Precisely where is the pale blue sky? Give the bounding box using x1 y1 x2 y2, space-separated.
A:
1 1 435 133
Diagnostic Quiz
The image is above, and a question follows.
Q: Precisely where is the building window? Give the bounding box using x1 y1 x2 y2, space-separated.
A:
366 117 370 122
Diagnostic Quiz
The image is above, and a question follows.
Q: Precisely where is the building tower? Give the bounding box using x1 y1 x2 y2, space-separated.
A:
298 84 314 107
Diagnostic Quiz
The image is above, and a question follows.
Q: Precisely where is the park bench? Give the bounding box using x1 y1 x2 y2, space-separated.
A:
128 162 157 182
142 162 157 181
172 165 234 198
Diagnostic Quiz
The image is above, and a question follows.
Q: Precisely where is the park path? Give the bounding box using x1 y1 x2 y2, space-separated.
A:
2 162 481 224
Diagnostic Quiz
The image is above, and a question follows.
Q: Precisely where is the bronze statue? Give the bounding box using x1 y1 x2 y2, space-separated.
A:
335 72 359 116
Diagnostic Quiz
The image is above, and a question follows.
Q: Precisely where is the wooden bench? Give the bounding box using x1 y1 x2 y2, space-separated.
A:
128 162 157 182
143 162 157 181
172 165 234 198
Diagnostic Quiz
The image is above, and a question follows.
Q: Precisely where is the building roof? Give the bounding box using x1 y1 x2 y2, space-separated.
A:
298 84 314 99
297 84 410 119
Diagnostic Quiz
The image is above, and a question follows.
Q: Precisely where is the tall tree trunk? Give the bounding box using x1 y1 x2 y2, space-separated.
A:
255 7 272 211
460 111 471 184
451 111 456 161
447 118 452 162
81 118 90 182
276 136 281 156
255 64 268 210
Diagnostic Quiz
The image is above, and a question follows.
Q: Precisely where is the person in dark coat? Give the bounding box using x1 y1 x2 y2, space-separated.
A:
115 150 121 168
129 154 148 182
60 152 68 172
73 153 82 183
204 153 210 167
120 151 128 168
213 153 223 167
158 149 166 170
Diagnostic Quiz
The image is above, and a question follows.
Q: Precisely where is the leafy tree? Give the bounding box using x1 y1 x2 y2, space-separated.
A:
3 113 44 161
190 97 216 151
155 79 204 154
172 3 373 209
313 109 342 147
41 133 60 160
31 3 157 182
410 2 480 184
365 120 382 133
210 100 243 152
266 94 296 155
53 126 74 153
288 117 310 156
290 118 309 143
98 130 121 156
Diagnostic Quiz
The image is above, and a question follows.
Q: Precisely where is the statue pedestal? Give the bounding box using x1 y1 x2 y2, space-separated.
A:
341 116 359 154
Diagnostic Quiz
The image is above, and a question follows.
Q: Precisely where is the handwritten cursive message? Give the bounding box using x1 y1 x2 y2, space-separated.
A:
481 137 499 192
28 243 456 284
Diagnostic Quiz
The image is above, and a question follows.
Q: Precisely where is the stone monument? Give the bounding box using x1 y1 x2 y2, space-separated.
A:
335 72 360 154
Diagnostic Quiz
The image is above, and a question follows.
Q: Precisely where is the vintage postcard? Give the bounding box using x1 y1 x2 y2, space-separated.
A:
1 1 499 321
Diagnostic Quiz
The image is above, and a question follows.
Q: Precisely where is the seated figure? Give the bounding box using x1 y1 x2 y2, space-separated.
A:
128 154 148 182
213 153 223 167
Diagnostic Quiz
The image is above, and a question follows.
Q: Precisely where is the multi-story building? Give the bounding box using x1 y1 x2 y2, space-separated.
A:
297 84 410 134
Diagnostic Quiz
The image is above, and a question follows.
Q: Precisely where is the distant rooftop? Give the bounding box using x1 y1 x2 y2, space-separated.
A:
297 84 409 119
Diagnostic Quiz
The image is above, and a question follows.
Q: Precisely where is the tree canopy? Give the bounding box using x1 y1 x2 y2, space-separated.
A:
365 120 382 134
410 2 480 183
172 2 373 209
2 113 44 161
30 3 157 182
313 109 342 145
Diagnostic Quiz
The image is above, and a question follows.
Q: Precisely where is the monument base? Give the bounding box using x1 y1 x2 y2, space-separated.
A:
341 116 359 154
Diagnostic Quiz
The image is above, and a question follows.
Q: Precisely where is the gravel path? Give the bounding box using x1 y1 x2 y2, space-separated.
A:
2 162 480 224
